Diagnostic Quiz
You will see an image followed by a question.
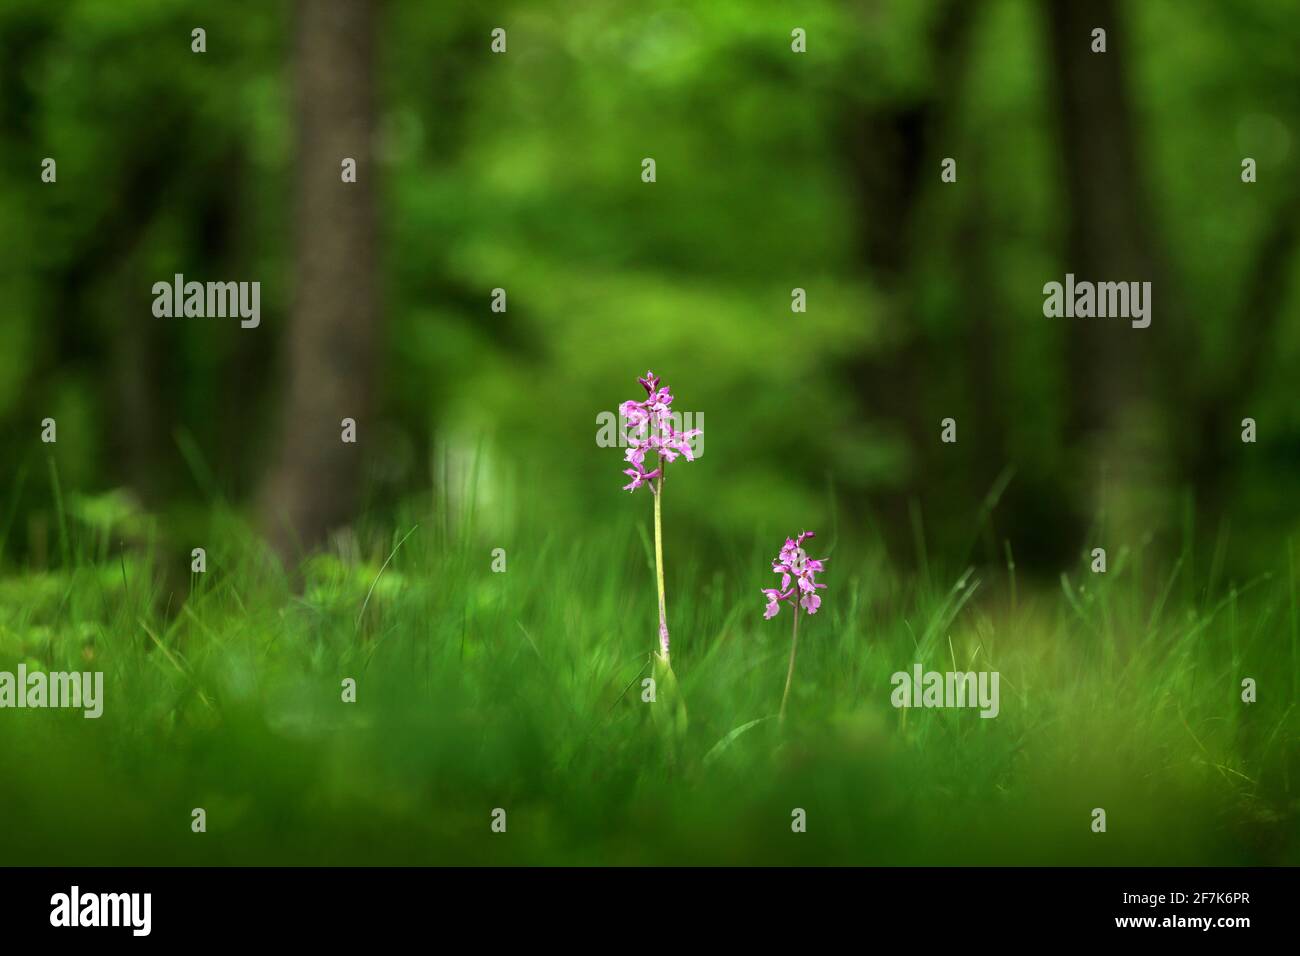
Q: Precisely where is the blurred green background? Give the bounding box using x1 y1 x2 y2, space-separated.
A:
1 0 1297 577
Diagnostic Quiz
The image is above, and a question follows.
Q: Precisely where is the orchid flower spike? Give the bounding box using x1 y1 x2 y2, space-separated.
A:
612 371 703 666
763 530 828 721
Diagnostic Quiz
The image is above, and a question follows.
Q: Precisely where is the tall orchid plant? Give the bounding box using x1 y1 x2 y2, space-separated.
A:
617 371 701 666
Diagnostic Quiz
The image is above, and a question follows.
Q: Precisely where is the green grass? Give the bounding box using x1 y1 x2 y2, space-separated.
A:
0 485 1296 866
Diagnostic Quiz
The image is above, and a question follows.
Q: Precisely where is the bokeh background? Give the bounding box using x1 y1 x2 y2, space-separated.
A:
1 0 1298 579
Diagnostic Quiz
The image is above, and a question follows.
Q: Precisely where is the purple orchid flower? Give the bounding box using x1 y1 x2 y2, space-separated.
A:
763 530 828 720
622 463 662 492
614 371 702 664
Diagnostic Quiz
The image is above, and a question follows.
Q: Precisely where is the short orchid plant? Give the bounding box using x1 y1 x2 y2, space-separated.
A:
617 371 701 665
763 531 828 720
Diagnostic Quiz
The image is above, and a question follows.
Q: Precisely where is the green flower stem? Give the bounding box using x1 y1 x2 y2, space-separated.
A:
653 473 670 662
779 603 800 722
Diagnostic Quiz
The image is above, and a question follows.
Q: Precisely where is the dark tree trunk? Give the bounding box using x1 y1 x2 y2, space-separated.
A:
260 0 380 560
837 0 981 561
1043 0 1174 543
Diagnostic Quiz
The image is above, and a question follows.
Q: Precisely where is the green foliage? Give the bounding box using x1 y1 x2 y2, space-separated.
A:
0 498 1294 864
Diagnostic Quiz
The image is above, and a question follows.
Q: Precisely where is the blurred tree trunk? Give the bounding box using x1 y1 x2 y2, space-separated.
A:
1192 187 1300 523
1043 0 1175 544
838 0 981 560
260 0 379 560
52 113 189 508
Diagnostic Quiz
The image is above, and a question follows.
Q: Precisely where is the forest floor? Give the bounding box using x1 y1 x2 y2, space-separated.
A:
0 496 1296 865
